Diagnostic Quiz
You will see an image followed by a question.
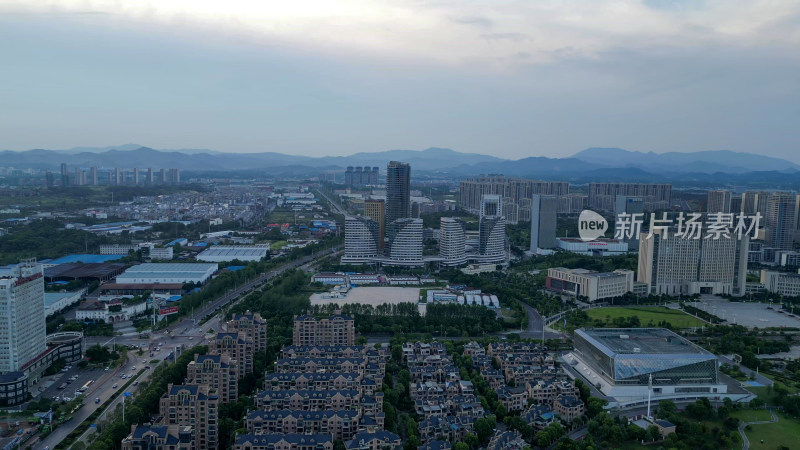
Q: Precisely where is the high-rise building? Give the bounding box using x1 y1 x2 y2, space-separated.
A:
459 175 569 213
0 260 46 374
707 190 732 214
731 196 742 214
45 171 55 188
480 194 503 219
765 192 796 252
159 384 219 448
147 167 154 185
479 216 506 263
439 217 467 266
342 216 380 263
386 218 423 265
588 183 672 212
345 166 379 187
89 166 98 186
293 311 355 346
133 168 140 185
60 163 69 187
637 226 749 296
385 161 411 227
115 167 122 185
169 168 181 184
530 194 557 251
159 168 167 184
186 353 239 403
226 311 268 352
364 199 386 250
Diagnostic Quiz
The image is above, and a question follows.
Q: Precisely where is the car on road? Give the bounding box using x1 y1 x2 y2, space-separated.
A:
121 374 126 379
95 398 101 404
104 367 109 371
132 366 136 370
142 359 146 364
112 384 118 389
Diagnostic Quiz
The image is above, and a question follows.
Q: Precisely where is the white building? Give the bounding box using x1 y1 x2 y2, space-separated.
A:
76 299 149 323
760 270 800 297
638 229 749 296
386 218 423 266
479 216 506 263
141 245 174 260
439 217 467 266
44 290 84 317
556 237 629 256
196 245 269 262
706 190 732 214
342 216 380 264
0 260 47 373
546 267 634 302
116 263 218 284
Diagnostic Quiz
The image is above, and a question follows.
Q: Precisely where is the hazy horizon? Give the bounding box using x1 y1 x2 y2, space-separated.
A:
1 1 798 160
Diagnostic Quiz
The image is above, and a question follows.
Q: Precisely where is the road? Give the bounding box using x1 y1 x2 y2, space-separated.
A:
33 245 340 449
518 302 563 340
315 189 347 215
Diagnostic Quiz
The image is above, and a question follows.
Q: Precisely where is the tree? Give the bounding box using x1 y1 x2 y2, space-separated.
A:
474 416 496 444
658 399 677 418
646 425 661 442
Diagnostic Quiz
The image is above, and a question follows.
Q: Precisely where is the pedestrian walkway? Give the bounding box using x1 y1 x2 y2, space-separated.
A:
738 408 777 450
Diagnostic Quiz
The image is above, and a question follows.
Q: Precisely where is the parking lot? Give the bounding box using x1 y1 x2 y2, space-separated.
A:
689 296 800 329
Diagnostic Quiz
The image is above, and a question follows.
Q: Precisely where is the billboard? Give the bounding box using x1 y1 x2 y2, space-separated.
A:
159 306 179 316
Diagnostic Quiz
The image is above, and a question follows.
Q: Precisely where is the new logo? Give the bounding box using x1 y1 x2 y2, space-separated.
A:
578 210 607 241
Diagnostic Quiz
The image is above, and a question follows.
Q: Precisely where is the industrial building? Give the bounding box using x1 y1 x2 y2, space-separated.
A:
568 328 733 407
196 245 270 262
116 263 218 284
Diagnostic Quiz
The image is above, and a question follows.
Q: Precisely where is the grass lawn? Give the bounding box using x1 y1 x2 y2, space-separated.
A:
745 413 800 450
270 240 289 250
732 409 773 422
585 306 705 328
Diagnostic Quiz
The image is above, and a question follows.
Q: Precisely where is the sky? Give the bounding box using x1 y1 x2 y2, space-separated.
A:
0 0 799 161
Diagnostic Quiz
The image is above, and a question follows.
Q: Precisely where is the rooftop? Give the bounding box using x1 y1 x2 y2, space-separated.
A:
577 328 710 356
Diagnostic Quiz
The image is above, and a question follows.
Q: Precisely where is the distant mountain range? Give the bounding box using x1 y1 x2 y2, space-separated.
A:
1 145 798 185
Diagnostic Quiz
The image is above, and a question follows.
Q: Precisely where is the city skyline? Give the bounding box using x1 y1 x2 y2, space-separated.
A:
1 1 799 160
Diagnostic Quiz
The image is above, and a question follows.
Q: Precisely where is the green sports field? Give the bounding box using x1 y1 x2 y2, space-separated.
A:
585 306 705 329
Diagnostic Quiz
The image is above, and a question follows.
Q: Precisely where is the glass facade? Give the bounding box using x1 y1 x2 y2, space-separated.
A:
574 328 718 386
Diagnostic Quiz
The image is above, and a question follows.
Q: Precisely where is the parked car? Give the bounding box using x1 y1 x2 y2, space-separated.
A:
95 398 101 404
112 384 118 389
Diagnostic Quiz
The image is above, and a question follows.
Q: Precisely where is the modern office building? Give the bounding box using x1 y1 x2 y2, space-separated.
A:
765 192 797 252
385 161 411 227
439 217 467 266
342 216 380 264
479 216 506 263
293 311 355 346
760 270 800 297
570 328 727 405
588 183 672 212
386 218 423 265
480 194 502 219
614 196 645 250
637 227 749 296
363 199 386 250
546 267 635 302
0 260 47 374
530 194 557 251
706 190 732 214
556 238 629 256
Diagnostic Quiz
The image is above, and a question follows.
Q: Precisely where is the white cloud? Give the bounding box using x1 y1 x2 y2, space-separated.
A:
2 0 798 69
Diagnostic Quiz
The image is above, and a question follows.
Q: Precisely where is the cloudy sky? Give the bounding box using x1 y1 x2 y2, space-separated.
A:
1 1 798 160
